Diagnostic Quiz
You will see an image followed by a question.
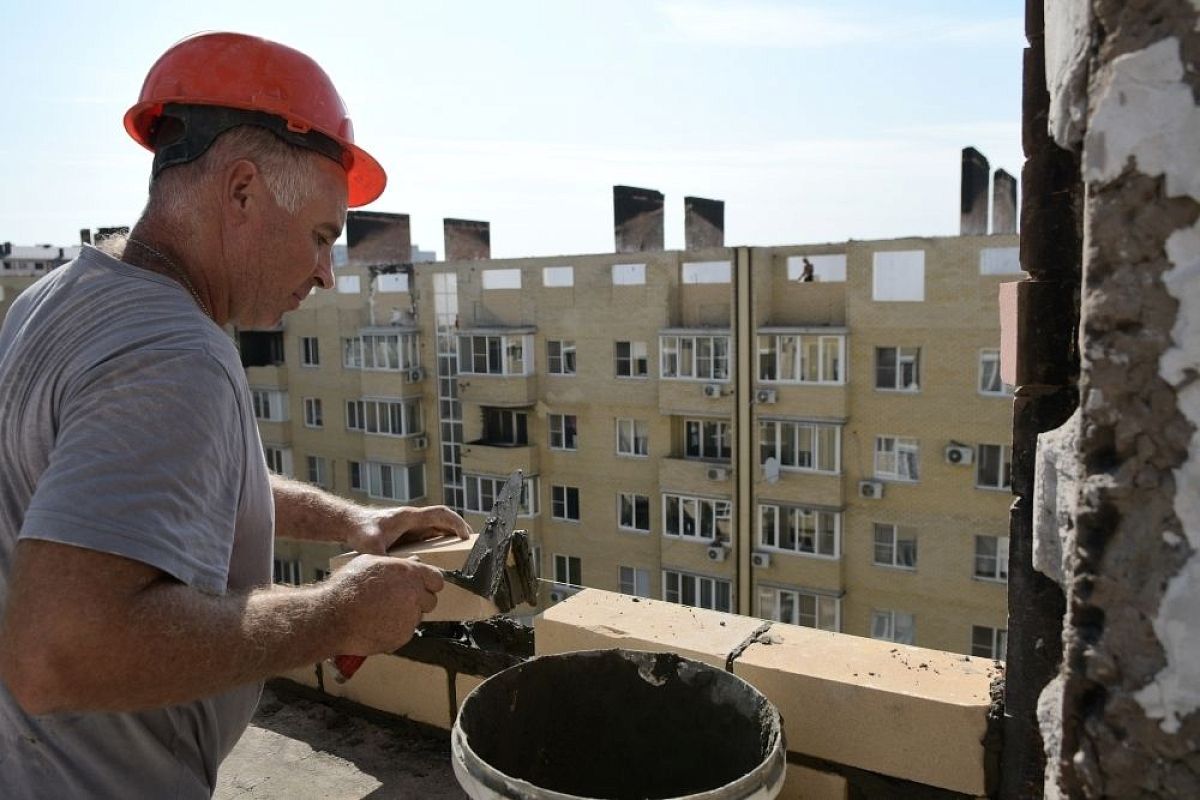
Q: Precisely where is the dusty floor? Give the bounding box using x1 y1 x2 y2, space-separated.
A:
215 682 468 799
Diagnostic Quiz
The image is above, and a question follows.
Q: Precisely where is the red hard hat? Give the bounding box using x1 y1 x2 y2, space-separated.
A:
124 32 386 207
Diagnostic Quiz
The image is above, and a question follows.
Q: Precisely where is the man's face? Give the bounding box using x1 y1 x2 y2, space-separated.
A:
240 157 348 328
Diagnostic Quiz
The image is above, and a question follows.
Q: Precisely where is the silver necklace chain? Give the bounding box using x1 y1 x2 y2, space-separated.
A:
124 238 212 319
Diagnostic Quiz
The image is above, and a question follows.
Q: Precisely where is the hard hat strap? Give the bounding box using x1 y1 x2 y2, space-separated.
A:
150 103 350 180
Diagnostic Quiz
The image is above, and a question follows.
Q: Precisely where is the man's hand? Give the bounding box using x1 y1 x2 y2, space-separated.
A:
327 555 445 655
346 505 472 556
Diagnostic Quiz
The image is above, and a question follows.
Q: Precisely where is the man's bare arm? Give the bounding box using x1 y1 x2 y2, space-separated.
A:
270 474 471 554
0 539 442 715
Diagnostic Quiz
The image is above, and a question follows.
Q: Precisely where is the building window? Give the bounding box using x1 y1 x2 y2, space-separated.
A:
363 461 425 502
251 389 288 421
273 558 302 586
871 610 916 644
547 340 577 375
481 407 528 446
758 505 840 558
301 336 320 366
543 266 574 287
263 446 293 477
974 535 1010 582
349 461 363 491
551 485 581 522
303 397 323 428
615 341 649 378
685 419 731 460
664 570 732 612
760 420 840 473
757 334 844 384
979 349 1013 396
554 554 581 587
619 566 650 597
875 346 921 391
659 334 730 381
336 275 360 294
458 334 530 376
873 523 918 569
342 337 363 369
342 333 419 371
346 398 422 437
663 495 732 542
976 444 1012 490
549 414 578 450
972 625 1008 660
306 455 329 488
618 492 651 532
875 436 920 481
465 474 539 516
757 586 840 631
872 250 925 302
616 418 649 457
612 263 645 285
482 268 522 290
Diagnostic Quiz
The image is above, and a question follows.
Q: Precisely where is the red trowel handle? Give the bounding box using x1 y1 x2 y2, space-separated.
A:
330 654 366 682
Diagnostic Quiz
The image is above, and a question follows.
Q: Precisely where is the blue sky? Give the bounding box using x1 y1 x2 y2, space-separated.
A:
3 1 1025 257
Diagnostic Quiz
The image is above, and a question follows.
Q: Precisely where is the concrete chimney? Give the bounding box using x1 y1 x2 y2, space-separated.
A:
960 147 990 235
444 219 491 261
79 229 92 246
992 169 1018 234
684 197 724 250
613 186 664 253
347 211 412 265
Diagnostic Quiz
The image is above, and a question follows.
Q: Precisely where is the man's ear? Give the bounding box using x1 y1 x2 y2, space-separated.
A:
223 159 262 224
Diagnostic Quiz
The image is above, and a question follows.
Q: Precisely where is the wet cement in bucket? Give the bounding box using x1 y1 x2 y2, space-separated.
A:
456 649 781 799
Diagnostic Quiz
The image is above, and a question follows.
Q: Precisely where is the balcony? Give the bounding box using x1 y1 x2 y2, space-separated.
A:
360 433 429 463
658 378 734 416
458 373 538 407
658 455 732 494
244 364 288 388
757 467 844 508
460 441 538 477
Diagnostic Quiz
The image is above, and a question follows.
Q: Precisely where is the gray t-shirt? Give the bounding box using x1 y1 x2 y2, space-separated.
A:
0 246 275 798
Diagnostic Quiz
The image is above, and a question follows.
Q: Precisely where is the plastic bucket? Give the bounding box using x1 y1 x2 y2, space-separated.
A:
452 649 786 800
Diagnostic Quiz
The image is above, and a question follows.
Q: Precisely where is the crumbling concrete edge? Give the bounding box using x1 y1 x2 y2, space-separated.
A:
724 621 774 672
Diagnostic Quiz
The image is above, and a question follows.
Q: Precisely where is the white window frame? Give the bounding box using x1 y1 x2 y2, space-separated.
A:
872 250 925 302
551 485 581 522
301 336 320 367
547 339 577 375
348 460 363 491
758 504 841 559
251 389 288 422
662 494 732 542
482 268 522 290
553 554 581 587
303 397 323 428
549 413 578 451
345 398 423 437
871 610 916 644
615 340 649 378
616 418 649 457
663 570 732 612
618 566 650 597
341 333 420 372
978 349 1013 396
617 492 651 533
757 585 840 631
976 444 1013 490
306 455 329 488
364 461 426 502
972 625 1009 660
873 523 918 570
974 535 1010 582
756 334 845 385
875 346 921 392
458 334 531 376
273 557 302 586
263 445 293 477
759 420 841 473
464 474 539 517
685 418 732 461
612 263 646 285
659 334 731 381
875 436 920 482
543 266 574 287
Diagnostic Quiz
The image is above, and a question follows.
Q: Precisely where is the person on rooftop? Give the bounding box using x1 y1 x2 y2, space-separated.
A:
0 32 470 799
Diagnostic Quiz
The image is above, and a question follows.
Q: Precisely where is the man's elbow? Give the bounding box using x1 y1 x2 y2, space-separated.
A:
0 635 78 715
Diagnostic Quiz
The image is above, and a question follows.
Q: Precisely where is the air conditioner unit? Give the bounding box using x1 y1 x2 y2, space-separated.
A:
703 383 722 398
755 388 777 404
944 443 974 466
751 552 771 568
706 545 728 562
405 367 425 382
858 480 885 499
413 435 428 449
706 466 729 481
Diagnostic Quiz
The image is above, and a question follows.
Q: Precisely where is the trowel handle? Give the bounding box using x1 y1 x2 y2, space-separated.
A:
330 654 366 682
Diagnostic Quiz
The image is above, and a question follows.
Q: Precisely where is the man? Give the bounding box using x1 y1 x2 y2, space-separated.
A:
0 32 470 798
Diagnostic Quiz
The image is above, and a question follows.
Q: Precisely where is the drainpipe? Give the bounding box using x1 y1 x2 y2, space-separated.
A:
735 246 754 615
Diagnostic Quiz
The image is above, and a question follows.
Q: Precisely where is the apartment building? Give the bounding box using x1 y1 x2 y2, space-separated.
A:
254 203 1021 660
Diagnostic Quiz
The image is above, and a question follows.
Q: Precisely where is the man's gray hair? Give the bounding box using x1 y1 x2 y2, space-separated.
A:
149 125 323 219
